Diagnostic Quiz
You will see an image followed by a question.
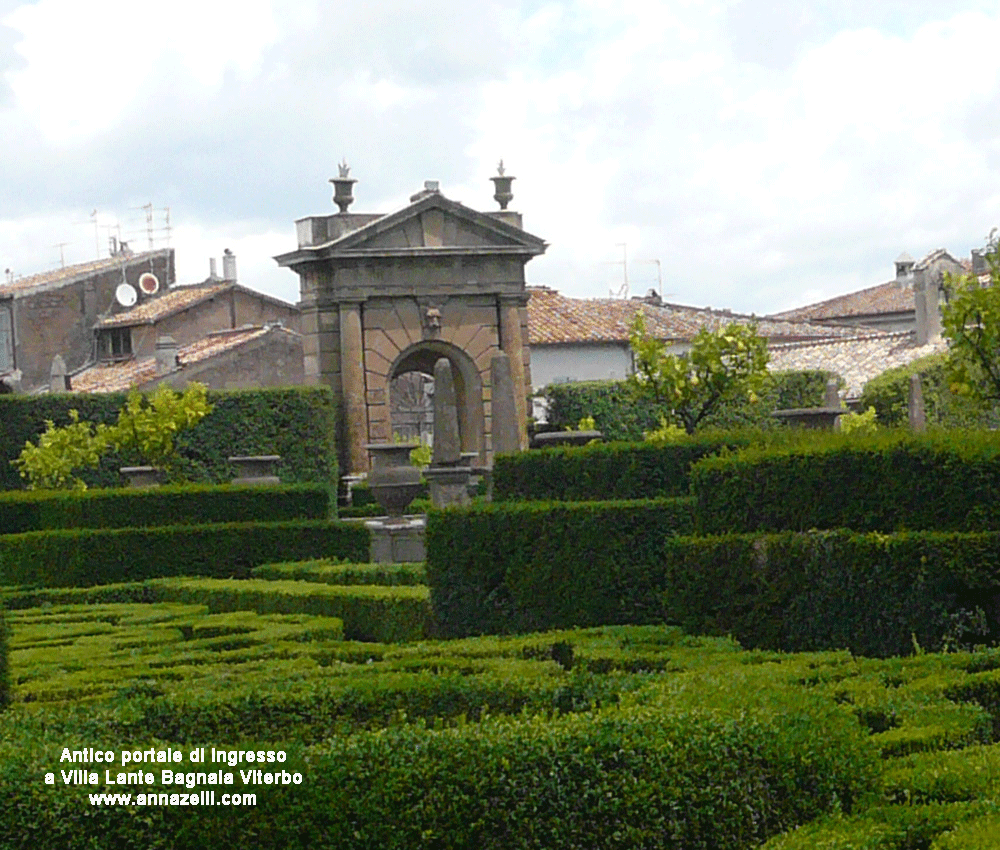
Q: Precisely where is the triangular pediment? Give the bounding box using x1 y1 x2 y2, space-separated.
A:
322 193 547 256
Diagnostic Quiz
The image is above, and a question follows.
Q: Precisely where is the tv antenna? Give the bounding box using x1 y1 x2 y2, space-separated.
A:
604 243 629 298
53 242 70 269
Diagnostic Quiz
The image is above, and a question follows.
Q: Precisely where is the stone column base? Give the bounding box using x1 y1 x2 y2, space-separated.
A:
365 516 426 563
424 465 472 508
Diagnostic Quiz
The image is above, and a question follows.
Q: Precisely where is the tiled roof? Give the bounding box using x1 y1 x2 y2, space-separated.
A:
96 282 232 328
71 325 297 393
526 287 880 346
0 250 170 297
773 249 964 323
767 332 948 398
772 279 914 322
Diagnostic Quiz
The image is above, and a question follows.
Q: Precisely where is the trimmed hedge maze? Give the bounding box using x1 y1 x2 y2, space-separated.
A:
8 593 1000 848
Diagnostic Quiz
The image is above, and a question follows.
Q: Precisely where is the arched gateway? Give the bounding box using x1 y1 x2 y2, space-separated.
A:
275 174 547 476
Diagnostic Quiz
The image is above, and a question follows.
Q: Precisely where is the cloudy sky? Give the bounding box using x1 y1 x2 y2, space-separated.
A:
2 0 999 315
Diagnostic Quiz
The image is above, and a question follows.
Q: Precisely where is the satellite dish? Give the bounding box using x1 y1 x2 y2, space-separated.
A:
115 283 138 307
138 272 160 295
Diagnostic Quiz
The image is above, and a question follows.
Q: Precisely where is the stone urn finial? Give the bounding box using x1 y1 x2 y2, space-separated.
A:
330 159 357 213
490 159 514 210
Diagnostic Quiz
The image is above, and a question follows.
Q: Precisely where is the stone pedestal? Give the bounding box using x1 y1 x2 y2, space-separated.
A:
120 466 162 487
229 455 281 486
365 516 426 563
531 430 603 449
424 464 472 508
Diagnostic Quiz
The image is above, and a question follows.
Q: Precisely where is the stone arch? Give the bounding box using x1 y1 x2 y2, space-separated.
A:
388 340 485 459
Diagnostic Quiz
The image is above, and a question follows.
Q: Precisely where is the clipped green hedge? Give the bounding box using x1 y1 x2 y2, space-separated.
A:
541 369 837 440
251 560 427 586
0 385 338 491
426 497 695 637
149 578 432 643
0 483 332 534
0 686 876 850
0 519 370 588
660 529 1000 657
859 351 999 429
0 603 8 711
692 429 1000 534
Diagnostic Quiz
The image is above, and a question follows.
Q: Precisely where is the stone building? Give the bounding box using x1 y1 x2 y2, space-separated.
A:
276 172 546 475
0 248 175 392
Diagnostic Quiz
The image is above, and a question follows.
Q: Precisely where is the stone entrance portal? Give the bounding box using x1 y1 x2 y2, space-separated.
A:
275 172 547 475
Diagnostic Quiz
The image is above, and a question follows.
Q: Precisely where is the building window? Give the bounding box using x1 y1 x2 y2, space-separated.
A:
101 328 132 360
0 305 13 372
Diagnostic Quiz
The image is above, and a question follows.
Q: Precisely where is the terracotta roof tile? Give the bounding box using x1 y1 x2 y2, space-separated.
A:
526 287 880 345
96 282 232 327
0 250 170 297
71 325 297 393
767 332 948 398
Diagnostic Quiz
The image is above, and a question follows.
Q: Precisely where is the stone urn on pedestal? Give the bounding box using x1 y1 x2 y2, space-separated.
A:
365 443 424 519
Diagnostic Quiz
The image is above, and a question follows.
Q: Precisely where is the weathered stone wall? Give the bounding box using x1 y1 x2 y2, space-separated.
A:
12 251 174 391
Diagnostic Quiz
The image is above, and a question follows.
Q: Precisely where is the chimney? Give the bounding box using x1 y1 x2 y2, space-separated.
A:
222 249 237 282
155 336 178 375
972 249 986 276
209 257 219 280
895 252 914 282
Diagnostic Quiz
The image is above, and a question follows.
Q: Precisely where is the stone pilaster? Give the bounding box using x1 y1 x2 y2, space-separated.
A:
339 300 368 474
498 295 528 449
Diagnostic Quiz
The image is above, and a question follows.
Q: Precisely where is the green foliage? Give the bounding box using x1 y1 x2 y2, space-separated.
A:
942 232 1000 405
0 386 338 491
146 578 432 643
691 429 1000 534
0 483 332 534
838 406 878 436
0 519 370 588
12 410 110 490
0 604 9 711
541 369 836 441
643 415 688 445
660 528 1000 657
859 352 996 428
426 498 696 637
251 560 427 587
108 383 213 471
628 310 770 433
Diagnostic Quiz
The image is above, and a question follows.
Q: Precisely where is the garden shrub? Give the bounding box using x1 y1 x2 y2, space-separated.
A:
540 369 837 440
0 385 338 491
0 680 876 850
0 519 369 588
0 483 332 534
692 429 1000 534
426 498 695 637
0 603 8 711
251 560 427 587
860 351 1000 429
146 578 432 643
660 529 1000 657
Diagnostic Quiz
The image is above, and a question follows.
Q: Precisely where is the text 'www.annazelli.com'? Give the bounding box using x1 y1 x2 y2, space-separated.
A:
89 791 256 807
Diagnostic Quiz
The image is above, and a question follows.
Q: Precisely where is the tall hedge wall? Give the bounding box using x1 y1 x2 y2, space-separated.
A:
661 529 1000 657
859 352 999 429
691 429 1000 534
0 603 8 711
540 370 838 440
0 483 332 534
0 519 369 588
0 385 338 491
426 498 696 637
493 427 808 503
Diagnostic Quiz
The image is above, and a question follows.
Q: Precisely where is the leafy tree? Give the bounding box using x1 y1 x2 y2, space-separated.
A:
13 384 213 489
13 409 110 490
109 383 213 471
628 311 770 434
941 231 1000 405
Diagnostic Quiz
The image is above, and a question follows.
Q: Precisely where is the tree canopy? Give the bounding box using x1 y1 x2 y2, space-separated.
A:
627 311 770 434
